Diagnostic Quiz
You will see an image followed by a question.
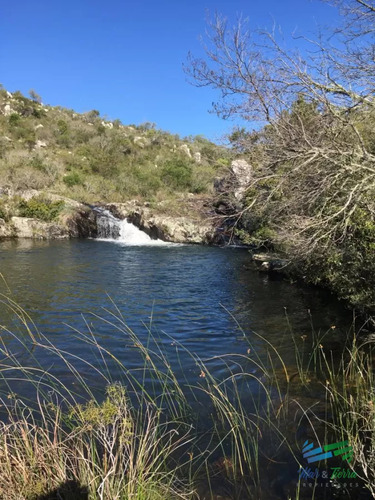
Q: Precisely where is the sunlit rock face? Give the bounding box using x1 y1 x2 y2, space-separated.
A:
103 202 216 245
230 159 252 200
214 158 252 202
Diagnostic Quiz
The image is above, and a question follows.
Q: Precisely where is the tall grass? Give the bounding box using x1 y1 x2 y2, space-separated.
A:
0 296 194 499
321 330 375 498
0 294 374 499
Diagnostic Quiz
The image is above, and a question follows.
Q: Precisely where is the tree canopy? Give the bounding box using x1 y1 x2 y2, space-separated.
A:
188 0 375 310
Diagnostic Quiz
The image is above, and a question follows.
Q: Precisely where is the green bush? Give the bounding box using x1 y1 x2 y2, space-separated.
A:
8 113 20 126
63 172 82 187
57 119 68 135
30 156 47 173
0 204 7 220
161 158 193 189
18 196 64 222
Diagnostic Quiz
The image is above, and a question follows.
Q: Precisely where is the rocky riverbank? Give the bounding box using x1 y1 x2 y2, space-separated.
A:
0 157 261 246
0 191 218 244
103 200 216 244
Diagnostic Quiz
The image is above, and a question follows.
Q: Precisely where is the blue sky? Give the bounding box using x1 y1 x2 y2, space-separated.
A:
1 0 340 141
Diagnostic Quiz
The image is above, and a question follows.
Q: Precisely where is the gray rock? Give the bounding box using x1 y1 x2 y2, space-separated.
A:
103 202 215 245
133 136 149 148
193 152 201 163
230 159 252 200
101 121 113 129
3 104 13 116
214 159 252 201
179 144 192 158
10 217 69 239
65 209 97 238
252 253 289 272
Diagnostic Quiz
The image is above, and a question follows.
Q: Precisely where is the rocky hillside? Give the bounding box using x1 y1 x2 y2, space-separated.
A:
0 87 243 244
0 87 231 207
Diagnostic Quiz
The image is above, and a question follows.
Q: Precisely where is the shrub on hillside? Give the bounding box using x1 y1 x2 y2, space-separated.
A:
63 172 82 187
8 114 21 126
0 202 7 221
18 196 64 222
161 158 193 190
12 91 45 118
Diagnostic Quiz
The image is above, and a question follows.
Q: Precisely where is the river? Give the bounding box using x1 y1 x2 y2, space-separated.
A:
0 220 362 499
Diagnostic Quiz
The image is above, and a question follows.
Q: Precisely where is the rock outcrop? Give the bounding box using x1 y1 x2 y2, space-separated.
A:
214 159 252 201
251 253 290 272
0 191 98 241
11 217 69 239
35 140 48 149
103 201 216 244
0 192 216 244
193 152 201 163
179 144 192 158
231 159 252 199
3 104 13 116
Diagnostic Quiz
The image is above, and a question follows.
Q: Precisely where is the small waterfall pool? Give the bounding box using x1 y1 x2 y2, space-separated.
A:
94 207 168 246
0 236 359 499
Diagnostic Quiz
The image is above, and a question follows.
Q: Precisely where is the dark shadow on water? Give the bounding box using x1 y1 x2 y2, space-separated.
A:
35 480 88 500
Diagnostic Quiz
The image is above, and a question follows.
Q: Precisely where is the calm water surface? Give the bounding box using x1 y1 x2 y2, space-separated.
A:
0 239 351 392
0 239 361 499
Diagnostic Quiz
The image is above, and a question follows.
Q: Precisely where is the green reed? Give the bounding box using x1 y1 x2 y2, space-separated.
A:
0 294 373 499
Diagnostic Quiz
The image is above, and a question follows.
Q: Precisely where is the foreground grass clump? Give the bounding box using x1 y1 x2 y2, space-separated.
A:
0 385 190 500
0 298 194 499
323 333 375 498
0 296 374 499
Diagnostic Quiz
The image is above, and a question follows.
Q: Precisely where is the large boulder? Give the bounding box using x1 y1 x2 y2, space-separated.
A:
133 136 149 148
193 152 201 163
129 212 213 244
10 217 69 239
214 159 252 200
3 104 14 116
64 208 97 238
0 192 98 240
230 159 252 200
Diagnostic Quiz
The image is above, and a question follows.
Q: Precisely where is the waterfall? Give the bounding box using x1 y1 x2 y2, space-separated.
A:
95 209 121 240
94 208 166 245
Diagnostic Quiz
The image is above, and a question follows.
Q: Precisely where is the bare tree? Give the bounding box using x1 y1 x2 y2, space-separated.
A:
186 1 375 255
28 89 42 104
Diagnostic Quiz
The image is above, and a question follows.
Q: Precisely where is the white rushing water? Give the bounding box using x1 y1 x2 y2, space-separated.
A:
94 208 168 246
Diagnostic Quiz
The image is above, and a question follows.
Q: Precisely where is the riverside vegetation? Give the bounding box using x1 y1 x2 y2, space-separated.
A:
0 293 373 499
187 0 375 315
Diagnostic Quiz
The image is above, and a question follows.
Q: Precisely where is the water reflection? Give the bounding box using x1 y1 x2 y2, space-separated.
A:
0 239 352 394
